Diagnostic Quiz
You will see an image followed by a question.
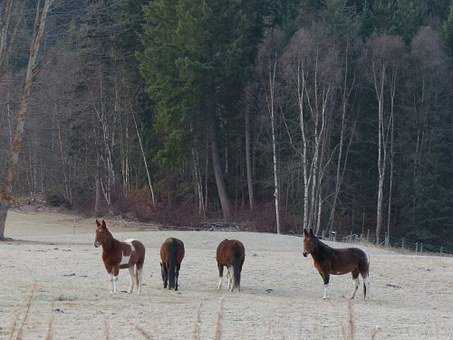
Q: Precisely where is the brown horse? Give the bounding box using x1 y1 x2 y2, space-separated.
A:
94 220 145 294
303 228 369 300
216 239 245 292
160 238 185 291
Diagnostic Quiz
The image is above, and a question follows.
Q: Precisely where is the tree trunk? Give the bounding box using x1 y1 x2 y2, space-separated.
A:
267 59 281 234
374 61 386 245
0 0 53 240
245 106 254 211
209 125 232 221
131 110 156 206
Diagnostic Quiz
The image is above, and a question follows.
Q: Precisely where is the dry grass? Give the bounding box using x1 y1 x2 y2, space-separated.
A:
104 319 110 340
370 326 381 339
214 297 225 340
9 284 36 340
44 316 55 340
135 325 154 339
341 300 356 340
192 300 203 340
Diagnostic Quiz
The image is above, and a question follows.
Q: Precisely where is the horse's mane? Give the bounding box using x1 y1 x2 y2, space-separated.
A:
314 237 335 261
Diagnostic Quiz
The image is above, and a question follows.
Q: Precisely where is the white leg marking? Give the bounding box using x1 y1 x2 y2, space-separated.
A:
217 276 223 290
128 267 135 293
323 283 329 299
113 275 119 293
109 273 115 293
228 267 234 292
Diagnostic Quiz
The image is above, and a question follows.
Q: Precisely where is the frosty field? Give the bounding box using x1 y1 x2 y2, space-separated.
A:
1 210 452 339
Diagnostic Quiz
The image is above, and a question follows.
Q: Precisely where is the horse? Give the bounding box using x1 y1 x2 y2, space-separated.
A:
216 239 245 292
302 228 369 300
160 238 185 291
94 219 145 294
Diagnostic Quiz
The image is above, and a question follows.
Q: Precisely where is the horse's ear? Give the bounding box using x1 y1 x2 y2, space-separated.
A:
309 228 314 237
101 220 107 229
96 219 101 227
303 229 308 237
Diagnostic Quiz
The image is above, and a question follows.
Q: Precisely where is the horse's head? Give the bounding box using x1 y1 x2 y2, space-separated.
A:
94 219 111 248
303 228 317 257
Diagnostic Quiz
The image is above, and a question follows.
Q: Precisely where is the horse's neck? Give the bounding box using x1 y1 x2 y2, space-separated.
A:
102 235 118 252
312 240 334 262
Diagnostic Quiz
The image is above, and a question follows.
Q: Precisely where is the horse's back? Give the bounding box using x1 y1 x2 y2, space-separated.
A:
217 239 245 265
160 237 185 263
334 247 368 274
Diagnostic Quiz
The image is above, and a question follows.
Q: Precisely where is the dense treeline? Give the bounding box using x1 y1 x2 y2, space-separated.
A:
1 0 453 248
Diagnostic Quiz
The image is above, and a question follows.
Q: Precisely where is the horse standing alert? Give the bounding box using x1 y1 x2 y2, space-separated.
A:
94 220 145 294
216 239 245 292
303 228 369 300
160 238 185 291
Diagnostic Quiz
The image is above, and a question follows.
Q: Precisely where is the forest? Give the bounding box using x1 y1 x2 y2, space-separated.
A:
1 0 453 250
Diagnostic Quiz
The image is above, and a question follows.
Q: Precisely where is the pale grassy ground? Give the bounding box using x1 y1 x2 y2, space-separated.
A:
1 210 453 340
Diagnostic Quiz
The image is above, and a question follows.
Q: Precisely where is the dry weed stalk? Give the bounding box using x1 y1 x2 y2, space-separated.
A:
214 297 225 340
104 319 110 340
9 284 37 340
136 325 154 340
192 300 203 340
341 300 355 340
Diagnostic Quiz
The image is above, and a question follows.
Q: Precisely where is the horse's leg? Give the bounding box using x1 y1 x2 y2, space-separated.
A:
228 266 234 292
351 270 359 299
112 265 120 293
175 263 181 291
217 264 224 290
362 274 369 300
128 266 135 293
161 263 168 288
320 272 330 299
136 265 143 295
105 264 115 294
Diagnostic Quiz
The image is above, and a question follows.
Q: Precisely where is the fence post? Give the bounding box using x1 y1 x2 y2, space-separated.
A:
420 243 423 254
415 242 419 254
384 233 389 247
366 229 370 242
440 246 443 256
401 238 405 250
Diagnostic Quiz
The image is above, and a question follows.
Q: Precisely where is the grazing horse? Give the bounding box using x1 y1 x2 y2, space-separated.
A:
303 228 369 300
160 238 185 291
94 220 145 294
216 239 245 292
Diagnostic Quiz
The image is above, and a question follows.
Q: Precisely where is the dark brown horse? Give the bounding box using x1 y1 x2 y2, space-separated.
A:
216 239 245 292
94 220 146 294
160 238 185 291
303 228 369 300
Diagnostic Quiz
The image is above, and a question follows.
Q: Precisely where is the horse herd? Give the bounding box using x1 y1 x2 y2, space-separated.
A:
94 220 369 300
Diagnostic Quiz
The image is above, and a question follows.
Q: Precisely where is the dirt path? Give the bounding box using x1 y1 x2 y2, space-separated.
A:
1 210 452 339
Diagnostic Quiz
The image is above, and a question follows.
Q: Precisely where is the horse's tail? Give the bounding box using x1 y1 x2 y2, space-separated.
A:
232 245 243 290
168 239 177 289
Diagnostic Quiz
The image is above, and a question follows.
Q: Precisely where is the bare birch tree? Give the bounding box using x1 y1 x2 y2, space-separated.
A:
0 0 54 240
365 35 404 244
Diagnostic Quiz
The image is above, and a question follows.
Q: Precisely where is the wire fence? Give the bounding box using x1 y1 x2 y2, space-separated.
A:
318 229 453 257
